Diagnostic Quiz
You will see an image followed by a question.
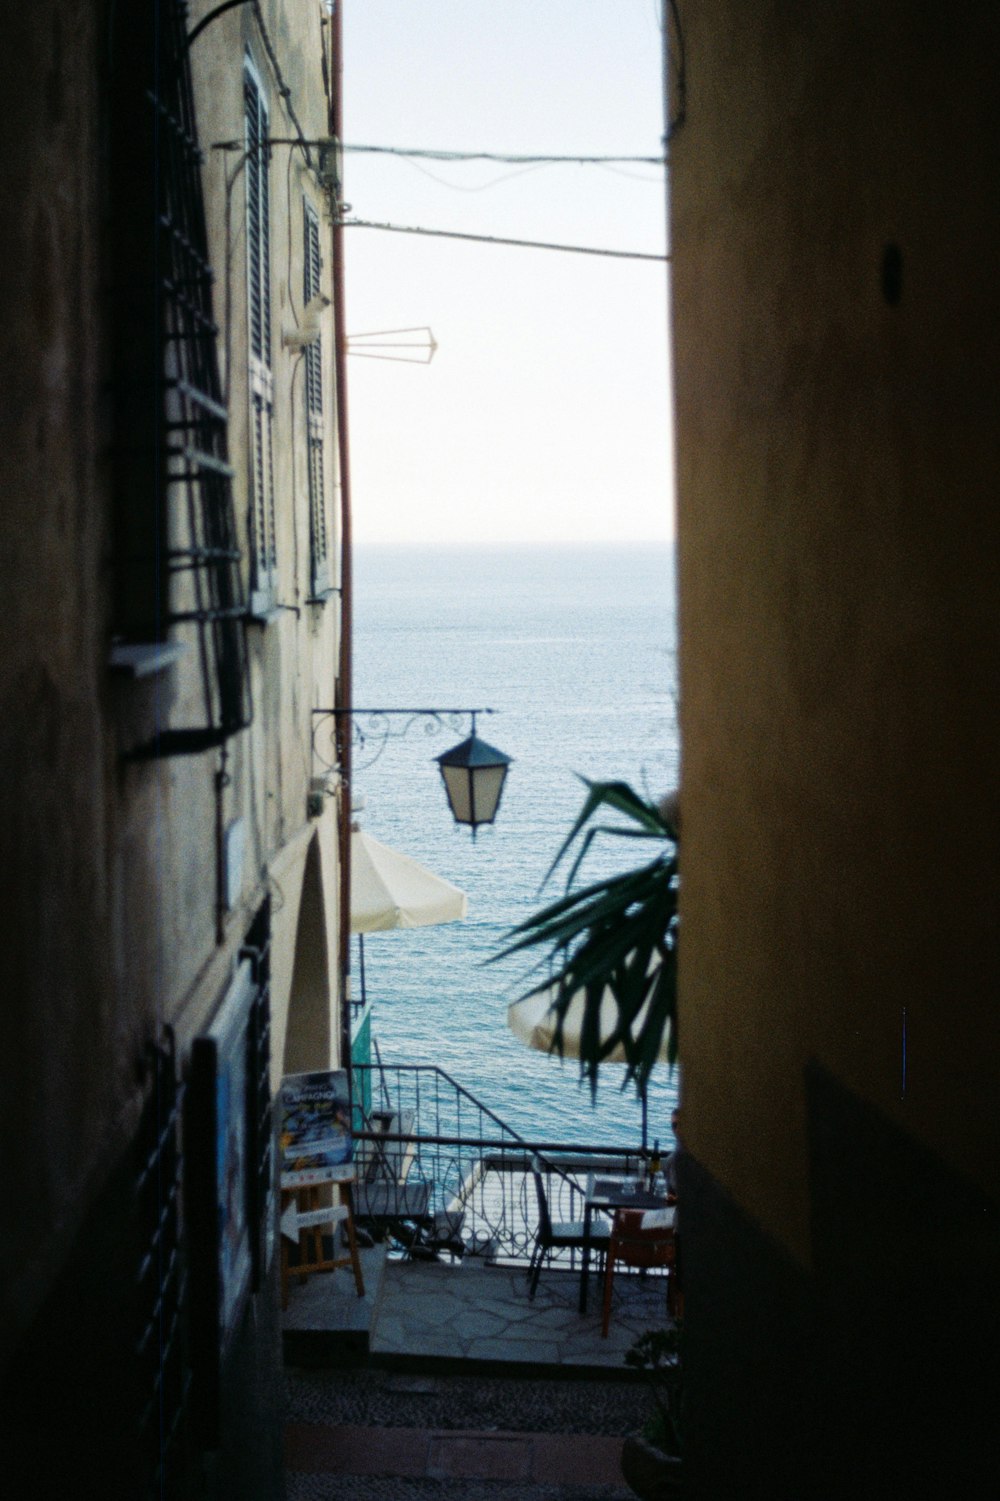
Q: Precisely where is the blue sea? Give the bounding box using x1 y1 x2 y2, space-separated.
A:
352 543 679 1149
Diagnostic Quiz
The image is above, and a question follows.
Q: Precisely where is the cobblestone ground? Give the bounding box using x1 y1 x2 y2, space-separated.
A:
286 1480 630 1501
285 1366 644 1500
286 1367 645 1434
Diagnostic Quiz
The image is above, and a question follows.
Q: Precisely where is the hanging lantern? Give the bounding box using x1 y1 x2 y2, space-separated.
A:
435 726 512 835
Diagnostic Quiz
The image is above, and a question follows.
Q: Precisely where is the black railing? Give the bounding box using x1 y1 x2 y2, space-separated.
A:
352 1062 651 1267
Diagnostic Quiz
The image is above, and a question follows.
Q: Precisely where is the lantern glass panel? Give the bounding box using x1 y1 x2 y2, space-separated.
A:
469 763 507 826
440 760 509 828
440 763 473 825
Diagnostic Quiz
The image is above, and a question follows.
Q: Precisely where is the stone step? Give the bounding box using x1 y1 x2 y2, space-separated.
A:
282 1241 389 1366
284 1423 632 1499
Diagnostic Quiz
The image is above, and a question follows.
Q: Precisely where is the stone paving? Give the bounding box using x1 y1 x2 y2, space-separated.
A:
284 1368 643 1500
283 1242 670 1371
283 1248 671 1497
286 1369 647 1435
370 1257 667 1370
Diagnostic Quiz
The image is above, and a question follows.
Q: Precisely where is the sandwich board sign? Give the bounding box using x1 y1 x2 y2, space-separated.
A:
279 1069 352 1186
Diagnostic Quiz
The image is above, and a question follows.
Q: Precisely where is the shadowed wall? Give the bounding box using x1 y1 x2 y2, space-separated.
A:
671 4 1000 1495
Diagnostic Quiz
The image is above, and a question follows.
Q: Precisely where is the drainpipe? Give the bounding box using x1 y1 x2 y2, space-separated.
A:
330 1 353 1077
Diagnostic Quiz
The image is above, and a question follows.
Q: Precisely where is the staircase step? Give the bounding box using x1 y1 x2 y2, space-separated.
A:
282 1241 388 1367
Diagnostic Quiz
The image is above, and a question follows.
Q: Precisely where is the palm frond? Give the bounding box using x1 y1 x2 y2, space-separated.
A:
497 779 680 1098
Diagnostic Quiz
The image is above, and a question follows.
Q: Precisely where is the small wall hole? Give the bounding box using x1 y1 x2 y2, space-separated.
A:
881 243 903 306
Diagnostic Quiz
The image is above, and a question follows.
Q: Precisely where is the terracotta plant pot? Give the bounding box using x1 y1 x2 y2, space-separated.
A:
621 1434 683 1500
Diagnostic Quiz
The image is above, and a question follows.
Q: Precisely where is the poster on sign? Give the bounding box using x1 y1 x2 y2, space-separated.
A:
279 1069 352 1185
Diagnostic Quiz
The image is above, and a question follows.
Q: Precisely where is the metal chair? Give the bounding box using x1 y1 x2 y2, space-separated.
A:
601 1206 676 1336
527 1156 610 1299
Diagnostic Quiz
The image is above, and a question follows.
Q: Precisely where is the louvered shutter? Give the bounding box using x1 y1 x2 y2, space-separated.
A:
245 63 277 614
303 200 330 597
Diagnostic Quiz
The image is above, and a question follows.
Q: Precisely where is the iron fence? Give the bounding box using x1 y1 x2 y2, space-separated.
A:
351 1062 653 1269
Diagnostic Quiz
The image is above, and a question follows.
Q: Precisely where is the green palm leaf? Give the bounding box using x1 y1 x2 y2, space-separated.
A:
495 779 679 1097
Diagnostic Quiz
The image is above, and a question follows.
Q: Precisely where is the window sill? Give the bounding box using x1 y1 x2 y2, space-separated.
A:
246 603 283 625
109 641 189 678
306 587 339 606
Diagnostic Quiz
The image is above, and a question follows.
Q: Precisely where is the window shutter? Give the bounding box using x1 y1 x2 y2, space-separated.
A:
244 72 270 367
303 200 330 597
245 64 277 614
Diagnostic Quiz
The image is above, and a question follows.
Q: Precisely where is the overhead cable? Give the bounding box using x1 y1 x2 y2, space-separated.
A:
341 218 668 262
341 144 665 166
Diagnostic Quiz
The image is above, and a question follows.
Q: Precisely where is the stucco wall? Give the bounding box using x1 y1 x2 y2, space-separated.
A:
0 0 139 1355
670 4 999 1494
1 12 344 1496
673 0 1000 1261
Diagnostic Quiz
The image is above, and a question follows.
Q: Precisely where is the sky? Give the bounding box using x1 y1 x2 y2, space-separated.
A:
341 0 674 546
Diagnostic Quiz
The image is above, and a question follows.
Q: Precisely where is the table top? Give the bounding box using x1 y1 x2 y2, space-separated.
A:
586 1174 671 1212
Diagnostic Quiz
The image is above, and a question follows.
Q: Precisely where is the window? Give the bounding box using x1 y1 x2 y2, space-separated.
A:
244 60 277 616
109 0 251 753
303 199 331 598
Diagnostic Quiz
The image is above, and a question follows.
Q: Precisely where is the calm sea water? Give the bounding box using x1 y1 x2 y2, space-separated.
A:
352 543 680 1149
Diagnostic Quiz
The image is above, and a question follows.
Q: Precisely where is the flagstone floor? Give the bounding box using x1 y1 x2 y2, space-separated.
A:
282 1243 670 1372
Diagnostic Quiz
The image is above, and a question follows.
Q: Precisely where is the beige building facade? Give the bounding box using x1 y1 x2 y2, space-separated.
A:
1 2 348 1495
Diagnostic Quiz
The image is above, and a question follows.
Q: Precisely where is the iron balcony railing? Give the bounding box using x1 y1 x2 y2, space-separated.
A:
351 1061 656 1269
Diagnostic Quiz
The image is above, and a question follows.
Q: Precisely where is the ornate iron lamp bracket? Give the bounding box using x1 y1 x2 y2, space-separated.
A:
312 706 496 775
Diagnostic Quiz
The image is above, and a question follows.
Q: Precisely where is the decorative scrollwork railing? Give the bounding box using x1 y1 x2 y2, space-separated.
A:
352 1062 649 1269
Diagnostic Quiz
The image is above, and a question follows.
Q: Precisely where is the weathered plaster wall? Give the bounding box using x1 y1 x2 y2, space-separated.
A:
1 10 344 1495
674 0 1000 1257
166 0 341 1021
671 3 1000 1494
0 0 147 1355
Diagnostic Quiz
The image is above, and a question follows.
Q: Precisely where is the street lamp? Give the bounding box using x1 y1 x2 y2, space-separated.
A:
312 706 513 833
435 716 513 836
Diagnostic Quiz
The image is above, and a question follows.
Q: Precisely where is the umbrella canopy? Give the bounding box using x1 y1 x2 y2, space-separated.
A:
508 984 672 1148
507 987 671 1063
350 829 467 934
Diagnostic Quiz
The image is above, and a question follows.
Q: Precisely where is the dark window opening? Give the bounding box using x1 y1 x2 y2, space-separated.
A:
110 0 252 755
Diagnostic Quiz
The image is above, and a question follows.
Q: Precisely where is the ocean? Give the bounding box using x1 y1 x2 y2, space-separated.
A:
352 543 680 1149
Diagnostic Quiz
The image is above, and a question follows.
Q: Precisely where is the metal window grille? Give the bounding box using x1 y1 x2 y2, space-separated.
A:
303 200 330 597
110 0 252 757
245 64 277 614
136 1037 190 1498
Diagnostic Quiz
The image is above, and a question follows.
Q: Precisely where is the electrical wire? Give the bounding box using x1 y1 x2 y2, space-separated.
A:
214 137 667 176
592 162 666 183
251 0 313 167
389 155 558 194
341 143 665 166
341 218 669 262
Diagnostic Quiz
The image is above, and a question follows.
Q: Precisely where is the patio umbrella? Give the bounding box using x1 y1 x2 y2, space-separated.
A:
348 829 467 1129
350 828 467 933
507 985 672 1149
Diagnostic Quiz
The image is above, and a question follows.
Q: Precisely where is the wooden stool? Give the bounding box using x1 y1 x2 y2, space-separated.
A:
280 1170 365 1308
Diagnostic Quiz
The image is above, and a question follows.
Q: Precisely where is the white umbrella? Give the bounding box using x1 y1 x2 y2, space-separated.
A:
351 828 467 933
508 984 672 1148
349 830 468 1101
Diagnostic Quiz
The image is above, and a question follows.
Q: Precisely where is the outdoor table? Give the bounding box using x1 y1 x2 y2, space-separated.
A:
579 1173 672 1314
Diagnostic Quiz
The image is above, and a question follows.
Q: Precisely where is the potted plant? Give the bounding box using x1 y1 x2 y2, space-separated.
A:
621 1325 683 1499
